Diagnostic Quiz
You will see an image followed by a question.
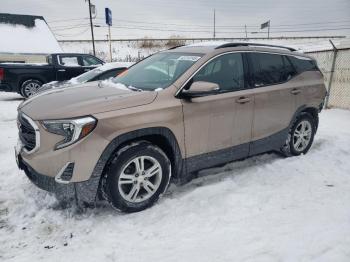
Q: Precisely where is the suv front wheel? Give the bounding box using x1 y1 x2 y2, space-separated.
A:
103 142 171 213
281 113 316 156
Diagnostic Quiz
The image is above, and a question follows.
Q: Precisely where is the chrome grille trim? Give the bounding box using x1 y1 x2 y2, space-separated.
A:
19 113 40 154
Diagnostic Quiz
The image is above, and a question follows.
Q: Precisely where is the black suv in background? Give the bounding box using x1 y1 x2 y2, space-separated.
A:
0 53 104 97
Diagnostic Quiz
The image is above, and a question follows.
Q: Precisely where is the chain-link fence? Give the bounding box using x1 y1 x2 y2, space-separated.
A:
306 47 350 109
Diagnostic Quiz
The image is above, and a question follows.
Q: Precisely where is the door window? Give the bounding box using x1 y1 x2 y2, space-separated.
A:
59 56 80 67
192 53 244 92
250 53 313 87
283 56 298 81
250 53 287 86
82 56 103 66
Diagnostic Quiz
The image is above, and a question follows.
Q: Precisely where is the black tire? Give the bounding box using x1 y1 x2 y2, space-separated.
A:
281 113 316 157
103 142 171 213
20 79 43 98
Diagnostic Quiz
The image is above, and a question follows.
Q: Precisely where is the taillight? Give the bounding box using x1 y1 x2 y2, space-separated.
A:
0 68 4 81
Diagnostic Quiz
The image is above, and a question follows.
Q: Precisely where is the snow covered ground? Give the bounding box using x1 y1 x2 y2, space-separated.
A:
0 92 349 262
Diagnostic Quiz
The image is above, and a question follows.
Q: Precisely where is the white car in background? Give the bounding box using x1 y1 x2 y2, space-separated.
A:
39 62 133 92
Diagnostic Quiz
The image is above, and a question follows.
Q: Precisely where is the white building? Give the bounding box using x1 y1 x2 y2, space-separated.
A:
0 13 62 63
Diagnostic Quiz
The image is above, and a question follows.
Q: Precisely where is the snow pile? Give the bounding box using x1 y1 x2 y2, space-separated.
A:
0 93 349 261
99 79 130 90
0 19 62 54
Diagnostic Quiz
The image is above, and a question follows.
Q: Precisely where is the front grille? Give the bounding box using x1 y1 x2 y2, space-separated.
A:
18 113 36 152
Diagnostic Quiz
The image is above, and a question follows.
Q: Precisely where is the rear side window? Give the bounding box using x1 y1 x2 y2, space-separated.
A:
289 56 317 73
46 55 53 64
250 53 288 87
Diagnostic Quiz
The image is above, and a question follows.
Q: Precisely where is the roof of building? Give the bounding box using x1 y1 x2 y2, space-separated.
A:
0 13 62 54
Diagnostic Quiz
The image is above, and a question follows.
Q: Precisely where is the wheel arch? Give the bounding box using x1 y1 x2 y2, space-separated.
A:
92 127 185 187
20 76 46 86
290 105 319 130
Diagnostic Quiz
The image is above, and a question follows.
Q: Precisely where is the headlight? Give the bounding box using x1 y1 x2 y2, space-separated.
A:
41 116 97 150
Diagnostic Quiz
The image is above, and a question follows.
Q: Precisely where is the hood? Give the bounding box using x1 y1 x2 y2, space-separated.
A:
38 80 70 92
19 81 157 120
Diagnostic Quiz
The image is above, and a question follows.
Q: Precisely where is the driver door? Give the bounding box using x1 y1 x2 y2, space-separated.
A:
180 53 254 172
56 55 85 81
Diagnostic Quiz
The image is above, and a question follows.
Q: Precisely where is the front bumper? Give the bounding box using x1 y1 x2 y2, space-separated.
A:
17 153 101 205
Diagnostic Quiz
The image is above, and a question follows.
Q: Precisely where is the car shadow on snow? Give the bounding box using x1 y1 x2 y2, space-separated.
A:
34 152 282 217
33 139 328 216
166 152 281 197
0 96 23 102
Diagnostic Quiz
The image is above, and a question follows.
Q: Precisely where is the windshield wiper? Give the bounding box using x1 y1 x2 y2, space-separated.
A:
127 86 143 92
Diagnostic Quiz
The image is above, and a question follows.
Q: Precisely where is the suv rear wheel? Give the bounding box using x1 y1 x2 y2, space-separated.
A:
281 113 316 156
103 142 171 213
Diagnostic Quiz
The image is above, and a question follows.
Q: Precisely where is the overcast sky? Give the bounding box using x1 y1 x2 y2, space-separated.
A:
2 0 350 40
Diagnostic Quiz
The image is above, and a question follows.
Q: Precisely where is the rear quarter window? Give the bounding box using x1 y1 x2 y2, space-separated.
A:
289 56 318 74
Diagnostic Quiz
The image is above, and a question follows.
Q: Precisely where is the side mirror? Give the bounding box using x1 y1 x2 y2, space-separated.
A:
180 81 219 99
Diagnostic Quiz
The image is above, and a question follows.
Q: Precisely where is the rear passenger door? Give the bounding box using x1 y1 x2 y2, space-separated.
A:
181 52 254 171
247 52 297 155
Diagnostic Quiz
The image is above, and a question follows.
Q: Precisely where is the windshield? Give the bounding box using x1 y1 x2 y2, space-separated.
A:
112 52 203 90
74 67 104 83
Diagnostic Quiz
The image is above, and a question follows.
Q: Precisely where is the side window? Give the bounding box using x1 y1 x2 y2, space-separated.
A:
46 55 53 64
289 56 317 74
283 56 298 80
82 56 103 66
59 56 80 67
251 53 286 86
192 53 244 91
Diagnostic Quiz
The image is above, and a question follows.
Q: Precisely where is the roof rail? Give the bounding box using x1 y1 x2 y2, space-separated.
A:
168 45 185 50
215 42 296 52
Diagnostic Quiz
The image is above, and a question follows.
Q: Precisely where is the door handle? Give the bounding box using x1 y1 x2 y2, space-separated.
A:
236 97 251 104
84 69 91 72
58 69 66 72
291 88 301 95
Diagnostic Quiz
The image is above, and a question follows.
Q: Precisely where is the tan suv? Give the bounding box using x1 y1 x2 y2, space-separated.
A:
16 43 327 212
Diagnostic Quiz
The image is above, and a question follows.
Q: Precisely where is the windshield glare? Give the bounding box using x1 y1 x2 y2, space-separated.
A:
113 52 203 90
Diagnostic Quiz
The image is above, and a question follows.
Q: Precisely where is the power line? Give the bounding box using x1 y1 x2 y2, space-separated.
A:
54 27 90 37
47 17 89 23
92 17 350 29
51 24 89 31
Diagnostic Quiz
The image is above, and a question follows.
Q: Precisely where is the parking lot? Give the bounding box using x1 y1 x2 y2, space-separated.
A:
0 92 349 261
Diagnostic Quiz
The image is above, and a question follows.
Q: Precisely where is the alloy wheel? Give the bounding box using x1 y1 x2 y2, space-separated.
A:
293 120 312 152
118 156 163 203
23 82 41 97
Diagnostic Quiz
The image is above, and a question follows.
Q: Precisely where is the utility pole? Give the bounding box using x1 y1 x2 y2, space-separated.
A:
87 0 96 55
268 20 270 39
213 9 216 39
108 27 112 62
245 25 247 39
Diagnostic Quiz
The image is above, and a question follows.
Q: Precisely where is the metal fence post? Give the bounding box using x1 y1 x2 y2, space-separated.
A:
324 40 338 109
